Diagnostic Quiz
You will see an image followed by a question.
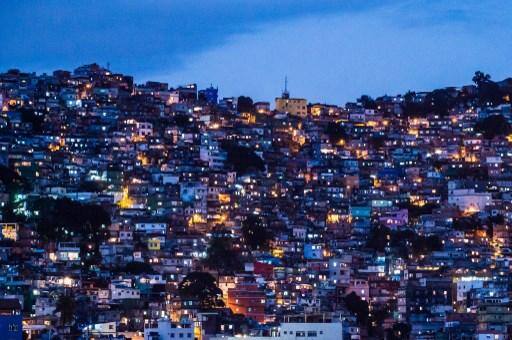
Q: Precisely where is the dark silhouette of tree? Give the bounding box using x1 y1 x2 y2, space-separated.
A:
452 215 482 231
475 114 511 139
174 114 193 127
486 214 505 238
237 96 254 113
205 234 242 275
221 141 265 174
78 180 107 193
369 135 386 150
0 165 31 194
402 91 424 117
32 198 111 263
20 108 45 133
178 272 224 310
366 225 391 252
472 71 503 106
425 88 455 116
358 95 376 109
55 294 76 326
122 261 156 275
242 215 273 252
398 202 439 219
325 122 348 145
344 292 369 326
386 322 411 340
389 230 443 257
472 71 491 86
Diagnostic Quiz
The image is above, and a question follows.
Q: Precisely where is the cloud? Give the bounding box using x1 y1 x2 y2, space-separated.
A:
0 0 387 74
1 1 510 104
157 0 512 104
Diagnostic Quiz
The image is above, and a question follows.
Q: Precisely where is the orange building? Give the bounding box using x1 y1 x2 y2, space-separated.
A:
227 282 266 323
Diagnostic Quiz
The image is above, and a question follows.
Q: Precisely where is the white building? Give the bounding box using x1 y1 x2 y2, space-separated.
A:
448 188 492 213
211 322 343 340
134 222 168 235
136 122 153 137
110 283 140 300
83 322 117 337
56 242 81 262
454 276 490 302
328 257 351 285
144 319 194 340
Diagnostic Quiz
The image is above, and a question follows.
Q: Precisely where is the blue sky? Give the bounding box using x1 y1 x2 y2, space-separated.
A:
1 1 511 104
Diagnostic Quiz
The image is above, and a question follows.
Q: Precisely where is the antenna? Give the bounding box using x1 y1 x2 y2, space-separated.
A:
283 76 290 99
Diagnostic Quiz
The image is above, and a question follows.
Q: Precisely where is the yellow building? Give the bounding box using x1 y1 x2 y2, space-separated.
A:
0 223 19 241
147 237 161 251
275 96 307 117
275 79 307 117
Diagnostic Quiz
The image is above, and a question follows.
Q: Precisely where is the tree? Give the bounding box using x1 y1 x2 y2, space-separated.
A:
472 71 503 106
389 230 443 258
425 88 455 116
325 122 348 145
78 180 107 193
386 322 411 340
242 215 272 252
221 141 265 174
344 292 369 326
174 114 193 127
368 135 386 150
32 198 111 263
358 95 376 109
237 96 254 113
474 114 511 139
178 272 224 310
366 225 391 252
402 91 424 117
205 234 242 275
122 261 156 275
398 202 439 219
452 215 482 231
20 108 45 133
0 165 30 194
472 71 491 86
55 294 76 326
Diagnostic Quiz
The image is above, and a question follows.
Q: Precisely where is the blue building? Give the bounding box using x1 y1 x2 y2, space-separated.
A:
199 85 218 105
0 299 22 340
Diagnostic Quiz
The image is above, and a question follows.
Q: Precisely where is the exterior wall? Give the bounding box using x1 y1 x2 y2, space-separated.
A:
275 98 307 117
144 319 193 340
227 283 266 323
110 284 141 300
0 301 22 340
448 189 491 212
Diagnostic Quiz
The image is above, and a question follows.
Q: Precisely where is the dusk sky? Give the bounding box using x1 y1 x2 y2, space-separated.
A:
2 0 512 104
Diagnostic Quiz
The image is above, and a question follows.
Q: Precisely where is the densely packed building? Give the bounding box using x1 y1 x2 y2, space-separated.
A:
1 64 512 339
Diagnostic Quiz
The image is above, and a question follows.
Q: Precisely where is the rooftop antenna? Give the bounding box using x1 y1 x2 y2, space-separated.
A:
283 76 290 99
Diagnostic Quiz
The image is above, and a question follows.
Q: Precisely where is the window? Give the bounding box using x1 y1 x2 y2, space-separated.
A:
307 331 317 337
296 331 306 337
